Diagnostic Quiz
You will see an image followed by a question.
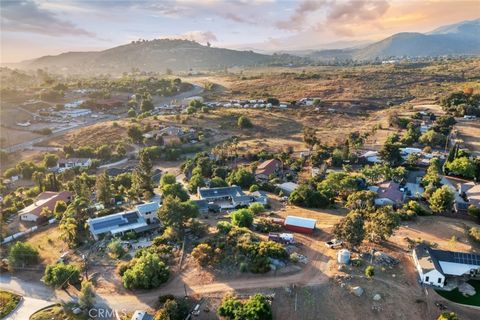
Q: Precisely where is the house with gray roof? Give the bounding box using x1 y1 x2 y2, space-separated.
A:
413 244 480 288
87 202 160 240
197 186 254 210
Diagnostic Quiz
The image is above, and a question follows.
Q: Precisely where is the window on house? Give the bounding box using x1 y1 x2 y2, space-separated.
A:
438 278 442 283
425 276 429 282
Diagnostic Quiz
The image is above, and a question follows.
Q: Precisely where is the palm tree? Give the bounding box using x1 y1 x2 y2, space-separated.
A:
60 217 77 247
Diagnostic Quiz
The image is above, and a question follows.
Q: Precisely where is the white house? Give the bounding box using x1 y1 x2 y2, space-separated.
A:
413 244 480 288
87 202 161 240
56 158 92 173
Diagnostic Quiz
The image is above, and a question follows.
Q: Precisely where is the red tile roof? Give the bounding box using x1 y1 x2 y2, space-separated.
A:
256 159 281 176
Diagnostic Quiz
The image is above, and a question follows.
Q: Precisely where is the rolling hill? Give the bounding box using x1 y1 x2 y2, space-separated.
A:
18 39 305 74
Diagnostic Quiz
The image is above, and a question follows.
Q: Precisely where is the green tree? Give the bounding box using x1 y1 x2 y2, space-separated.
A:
155 298 189 320
59 217 78 248
227 168 255 189
127 125 143 144
364 207 400 243
157 196 199 231
333 211 365 248
43 263 80 288
188 174 205 193
429 185 454 213
419 130 446 147
140 98 154 113
237 116 253 129
231 209 253 228
43 153 58 168
53 200 68 219
122 252 169 289
422 157 442 188
127 107 137 117
131 150 154 199
210 176 228 188
241 294 273 320
160 173 176 188
248 202 265 215
8 242 39 270
346 191 376 210
303 127 318 149
161 183 189 202
379 142 402 166
107 238 124 259
446 157 476 178
218 294 243 319
95 171 112 205
289 184 330 208
78 280 95 309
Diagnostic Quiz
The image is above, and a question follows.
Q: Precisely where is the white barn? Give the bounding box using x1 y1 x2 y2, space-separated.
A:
413 244 480 288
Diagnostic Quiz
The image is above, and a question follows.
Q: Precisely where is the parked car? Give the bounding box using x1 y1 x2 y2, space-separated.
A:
325 239 343 248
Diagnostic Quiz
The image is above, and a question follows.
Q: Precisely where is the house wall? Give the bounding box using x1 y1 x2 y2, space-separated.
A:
422 269 445 287
20 213 38 222
284 224 313 234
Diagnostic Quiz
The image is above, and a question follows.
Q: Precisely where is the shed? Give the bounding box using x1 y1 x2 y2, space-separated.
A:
284 216 316 234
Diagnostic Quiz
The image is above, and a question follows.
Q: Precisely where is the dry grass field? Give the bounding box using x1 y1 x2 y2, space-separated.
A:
455 119 480 156
185 59 480 108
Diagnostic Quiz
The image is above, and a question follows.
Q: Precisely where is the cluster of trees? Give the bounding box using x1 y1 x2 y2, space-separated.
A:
63 143 126 162
218 293 272 320
441 90 480 116
120 251 169 289
191 225 286 273
290 172 364 209
334 200 400 248
444 144 478 179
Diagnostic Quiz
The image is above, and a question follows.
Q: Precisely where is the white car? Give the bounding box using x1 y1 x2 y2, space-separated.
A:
325 239 343 248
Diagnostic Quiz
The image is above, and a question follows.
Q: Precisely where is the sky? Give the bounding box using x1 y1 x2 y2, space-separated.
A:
1 0 479 63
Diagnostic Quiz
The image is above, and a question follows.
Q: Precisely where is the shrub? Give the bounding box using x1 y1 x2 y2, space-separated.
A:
468 227 480 242
8 242 39 270
248 202 265 215
122 252 169 289
191 243 214 267
43 263 80 288
249 184 259 192
107 238 125 259
237 116 253 129
467 205 480 218
231 209 253 228
216 221 233 234
365 265 375 278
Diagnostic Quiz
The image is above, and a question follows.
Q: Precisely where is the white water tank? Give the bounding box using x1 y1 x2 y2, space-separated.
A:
337 249 351 265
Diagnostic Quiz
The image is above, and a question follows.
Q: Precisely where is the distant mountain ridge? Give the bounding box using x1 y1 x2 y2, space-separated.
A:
309 19 480 61
15 19 480 73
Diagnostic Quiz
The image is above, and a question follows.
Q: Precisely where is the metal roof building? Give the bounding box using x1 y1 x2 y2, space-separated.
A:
284 216 316 234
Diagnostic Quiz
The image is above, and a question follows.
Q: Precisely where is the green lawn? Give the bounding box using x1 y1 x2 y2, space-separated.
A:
0 290 21 318
30 304 86 320
435 280 480 307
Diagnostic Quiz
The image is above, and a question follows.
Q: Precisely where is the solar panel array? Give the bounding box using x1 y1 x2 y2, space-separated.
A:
453 252 480 266
92 217 125 231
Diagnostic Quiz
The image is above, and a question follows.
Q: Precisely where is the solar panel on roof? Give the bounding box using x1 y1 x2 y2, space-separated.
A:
91 217 124 230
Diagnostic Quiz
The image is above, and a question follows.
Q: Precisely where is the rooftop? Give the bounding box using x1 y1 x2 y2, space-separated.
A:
136 202 160 215
284 215 316 229
198 186 245 199
87 210 147 236
415 244 480 275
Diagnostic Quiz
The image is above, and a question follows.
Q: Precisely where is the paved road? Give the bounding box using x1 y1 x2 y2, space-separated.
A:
4 296 52 320
4 84 204 154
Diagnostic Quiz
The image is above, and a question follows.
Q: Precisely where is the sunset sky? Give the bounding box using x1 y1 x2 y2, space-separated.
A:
1 0 479 63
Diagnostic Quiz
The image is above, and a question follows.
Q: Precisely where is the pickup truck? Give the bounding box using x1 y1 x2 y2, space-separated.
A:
325 239 343 248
